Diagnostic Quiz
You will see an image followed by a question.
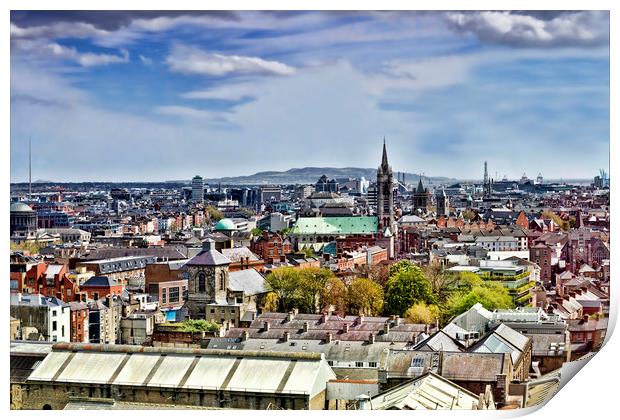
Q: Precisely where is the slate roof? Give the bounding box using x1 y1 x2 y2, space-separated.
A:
186 249 231 266
221 247 261 263
440 352 507 382
82 276 118 288
83 247 187 260
228 269 267 296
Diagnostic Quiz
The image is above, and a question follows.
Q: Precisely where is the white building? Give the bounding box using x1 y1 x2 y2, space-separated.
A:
191 175 205 203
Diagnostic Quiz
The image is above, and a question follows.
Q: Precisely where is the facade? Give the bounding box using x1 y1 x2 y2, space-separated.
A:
376 141 396 236
530 244 553 285
23 343 336 410
68 302 89 343
315 175 339 193
251 231 293 264
80 276 124 300
191 175 204 203
10 202 38 235
10 293 70 342
412 178 430 213
435 188 449 217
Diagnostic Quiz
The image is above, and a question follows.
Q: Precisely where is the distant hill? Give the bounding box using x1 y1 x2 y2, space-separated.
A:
204 167 456 185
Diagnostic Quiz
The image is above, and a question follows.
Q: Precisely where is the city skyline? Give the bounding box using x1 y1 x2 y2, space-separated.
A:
11 11 610 182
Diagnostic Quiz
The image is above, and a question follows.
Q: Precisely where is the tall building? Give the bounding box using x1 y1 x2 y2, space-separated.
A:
377 139 395 235
191 175 204 203
412 177 430 213
435 187 449 217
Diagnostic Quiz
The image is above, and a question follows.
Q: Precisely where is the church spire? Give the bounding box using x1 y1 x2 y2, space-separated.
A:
381 137 389 169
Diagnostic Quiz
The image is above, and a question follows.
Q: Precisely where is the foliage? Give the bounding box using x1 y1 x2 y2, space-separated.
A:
279 227 292 235
453 271 484 291
206 206 224 222
405 302 440 325
462 209 477 221
384 266 437 316
421 261 458 301
238 208 256 218
261 292 280 312
300 246 315 258
444 283 514 322
10 241 41 255
388 259 418 278
251 227 264 236
541 210 570 231
347 278 384 316
320 276 347 314
161 319 221 333
264 266 339 313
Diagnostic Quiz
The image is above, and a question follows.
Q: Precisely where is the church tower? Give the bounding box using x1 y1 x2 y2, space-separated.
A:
436 187 449 217
377 139 395 235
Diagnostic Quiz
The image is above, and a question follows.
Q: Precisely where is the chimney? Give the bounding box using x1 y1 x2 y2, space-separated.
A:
383 322 390 335
342 323 349 333
326 332 332 343
283 331 290 342
394 317 401 327
368 333 375 344
286 311 294 322
251 312 257 321
357 315 364 325
293 308 299 316
263 321 270 332
242 331 249 341
320 313 327 324
303 321 309 332
569 292 576 299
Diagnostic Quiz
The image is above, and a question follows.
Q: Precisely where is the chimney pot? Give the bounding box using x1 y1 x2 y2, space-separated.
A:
242 331 249 341
263 321 270 332
303 321 309 332
326 332 332 343
342 323 349 333
283 331 290 342
369 333 375 344
383 322 390 335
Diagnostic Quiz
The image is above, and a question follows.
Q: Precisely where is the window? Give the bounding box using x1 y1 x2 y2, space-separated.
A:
52 310 57 316
62 325 65 337
162 288 167 304
168 287 180 303
210 309 215 314
411 357 425 368
52 321 57 331
327 361 334 366
369 362 377 368
355 362 364 368
198 273 206 293
219 273 225 291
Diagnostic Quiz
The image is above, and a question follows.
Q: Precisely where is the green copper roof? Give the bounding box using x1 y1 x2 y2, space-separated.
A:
291 216 378 235
214 218 236 231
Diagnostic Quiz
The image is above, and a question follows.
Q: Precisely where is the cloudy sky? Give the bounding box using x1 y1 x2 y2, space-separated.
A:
10 10 609 182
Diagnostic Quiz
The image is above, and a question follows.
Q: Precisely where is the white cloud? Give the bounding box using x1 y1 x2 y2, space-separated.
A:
10 22 109 40
445 11 609 47
139 54 153 65
13 39 129 67
166 44 296 77
155 105 229 121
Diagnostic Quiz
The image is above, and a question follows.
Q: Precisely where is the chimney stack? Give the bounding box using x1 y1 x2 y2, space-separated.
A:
394 317 401 327
343 323 349 333
303 321 309 332
326 332 332 343
286 311 294 322
263 321 270 332
357 315 364 325
242 331 249 341
383 322 390 335
320 313 327 324
283 331 290 342
368 333 375 344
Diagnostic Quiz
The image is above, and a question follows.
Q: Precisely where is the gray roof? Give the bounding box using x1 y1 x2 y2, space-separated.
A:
10 202 34 212
221 247 261 263
186 249 231 266
83 247 187 261
228 269 267 296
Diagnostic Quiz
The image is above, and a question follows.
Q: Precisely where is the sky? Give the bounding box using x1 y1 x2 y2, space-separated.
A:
10 10 610 182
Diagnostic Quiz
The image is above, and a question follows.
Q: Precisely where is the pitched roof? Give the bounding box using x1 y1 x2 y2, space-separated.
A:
228 269 266 296
82 276 118 288
291 216 378 235
186 249 231 266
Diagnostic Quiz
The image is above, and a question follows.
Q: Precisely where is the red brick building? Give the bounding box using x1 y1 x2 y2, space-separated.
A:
80 276 124 300
251 232 293 264
529 243 553 285
68 301 89 343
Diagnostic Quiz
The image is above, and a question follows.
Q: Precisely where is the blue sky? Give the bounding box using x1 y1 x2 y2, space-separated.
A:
10 11 609 182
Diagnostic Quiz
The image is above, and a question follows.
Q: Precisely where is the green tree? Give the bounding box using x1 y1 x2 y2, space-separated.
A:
206 206 224 222
264 267 303 312
297 267 336 313
261 291 280 312
251 227 264 236
347 278 384 316
462 210 477 222
300 246 315 258
421 261 457 301
10 241 41 255
385 266 437 316
388 259 417 278
444 283 514 321
453 271 484 291
319 276 347 315
405 302 440 325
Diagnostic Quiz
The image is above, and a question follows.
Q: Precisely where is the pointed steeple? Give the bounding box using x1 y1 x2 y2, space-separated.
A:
381 137 389 169
416 177 425 193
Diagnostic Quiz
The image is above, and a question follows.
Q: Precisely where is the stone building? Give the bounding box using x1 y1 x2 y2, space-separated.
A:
412 178 430 213
22 343 336 410
10 202 38 235
184 244 267 327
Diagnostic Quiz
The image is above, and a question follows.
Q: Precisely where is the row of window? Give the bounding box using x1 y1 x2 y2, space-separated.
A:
327 360 377 368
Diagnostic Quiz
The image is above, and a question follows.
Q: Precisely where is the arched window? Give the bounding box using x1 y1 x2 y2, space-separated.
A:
42 404 52 410
220 272 225 291
198 272 206 293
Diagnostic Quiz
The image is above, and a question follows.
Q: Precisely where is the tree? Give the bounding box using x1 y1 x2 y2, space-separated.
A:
347 278 384 316
421 261 457 301
10 241 41 255
388 259 417 278
251 227 264 236
297 267 336 313
453 271 484 291
206 206 224 222
264 267 303 312
444 283 514 321
462 210 477 222
319 276 347 315
405 302 440 325
541 210 569 231
384 266 437 316
261 292 280 312
300 246 315 258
